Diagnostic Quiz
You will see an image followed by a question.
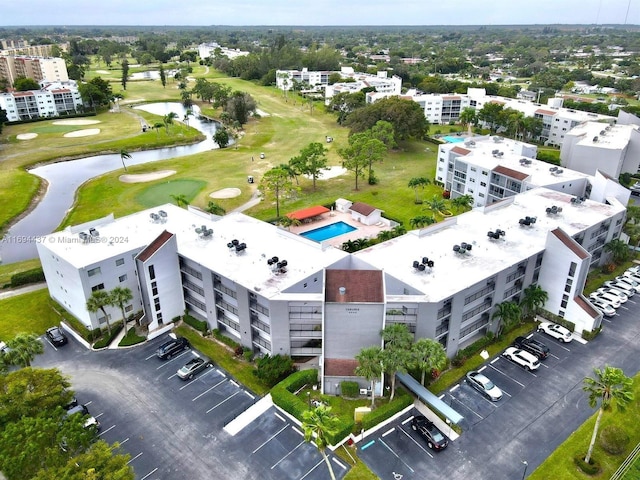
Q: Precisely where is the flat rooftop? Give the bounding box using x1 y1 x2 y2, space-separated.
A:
355 187 625 302
567 121 637 150
45 204 349 298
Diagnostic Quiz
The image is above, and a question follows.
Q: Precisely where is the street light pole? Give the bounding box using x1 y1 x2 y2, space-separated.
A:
521 460 528 480
307 391 311 410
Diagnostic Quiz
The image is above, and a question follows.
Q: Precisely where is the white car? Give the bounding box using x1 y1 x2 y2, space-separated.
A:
537 321 572 343
603 280 635 297
626 265 640 276
590 298 616 317
623 270 640 283
614 276 640 293
502 347 540 371
595 288 627 304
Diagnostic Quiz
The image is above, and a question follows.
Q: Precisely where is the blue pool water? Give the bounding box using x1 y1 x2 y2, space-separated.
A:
442 135 465 143
300 221 357 242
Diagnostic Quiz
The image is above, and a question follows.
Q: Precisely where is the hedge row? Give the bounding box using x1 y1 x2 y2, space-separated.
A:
212 329 241 349
361 388 412 431
10 268 45 287
271 369 319 420
340 381 360 398
92 323 124 349
184 314 208 333
538 310 576 332
50 300 102 342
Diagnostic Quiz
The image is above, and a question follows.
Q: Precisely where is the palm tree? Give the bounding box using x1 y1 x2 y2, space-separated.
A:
426 196 448 216
302 405 341 480
206 201 226 216
408 177 431 204
520 285 548 320
604 238 630 265
119 149 132 172
392 225 406 237
410 215 436 229
6 333 44 367
380 324 413 401
412 338 447 386
170 194 189 208
491 301 521 336
459 107 477 134
183 108 193 127
109 287 133 336
451 194 474 211
163 112 178 134
152 122 164 138
86 290 113 335
355 346 383 407
582 366 634 464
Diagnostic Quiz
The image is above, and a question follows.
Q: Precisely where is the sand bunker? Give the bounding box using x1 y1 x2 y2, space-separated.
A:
64 129 101 138
17 133 38 140
53 119 101 125
305 166 347 180
119 170 176 183
210 188 241 199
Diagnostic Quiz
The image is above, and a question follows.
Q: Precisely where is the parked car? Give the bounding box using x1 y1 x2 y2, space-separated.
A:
65 404 100 431
410 415 449 451
537 322 572 343
513 336 549 359
589 292 621 309
603 280 635 297
46 326 68 346
614 276 640 293
626 265 640 276
177 356 211 380
465 370 503 401
502 347 540 371
156 337 190 360
590 298 617 317
594 288 626 304
623 270 640 283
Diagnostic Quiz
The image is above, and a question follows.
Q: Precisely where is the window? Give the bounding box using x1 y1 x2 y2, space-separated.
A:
480 182 486 187
91 283 105 292
88 267 101 277
568 262 577 277
125 305 133 312
148 265 156 280
482 170 488 175
115 258 125 266
119 274 127 282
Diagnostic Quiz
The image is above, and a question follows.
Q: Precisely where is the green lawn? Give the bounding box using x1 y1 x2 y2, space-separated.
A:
530 372 640 480
135 179 207 208
30 125 81 134
0 258 42 287
0 289 60 341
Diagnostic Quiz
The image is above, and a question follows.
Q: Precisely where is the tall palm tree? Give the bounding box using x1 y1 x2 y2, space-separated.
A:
119 149 132 172
6 333 44 368
355 346 383 407
152 122 164 138
109 287 133 336
491 301 521 336
408 177 431 204
412 338 447 386
170 194 189 208
380 324 413 401
86 290 113 335
163 112 178 135
426 196 448 216
604 239 630 265
206 201 226 216
520 285 548 320
302 405 341 480
582 366 634 464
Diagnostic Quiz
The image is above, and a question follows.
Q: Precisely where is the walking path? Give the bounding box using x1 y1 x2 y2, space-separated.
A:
0 282 46 300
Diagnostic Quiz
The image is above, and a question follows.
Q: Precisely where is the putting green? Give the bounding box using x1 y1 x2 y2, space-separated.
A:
135 178 207 208
30 125 80 133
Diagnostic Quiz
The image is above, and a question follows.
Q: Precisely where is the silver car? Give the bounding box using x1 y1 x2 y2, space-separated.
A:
465 370 503 401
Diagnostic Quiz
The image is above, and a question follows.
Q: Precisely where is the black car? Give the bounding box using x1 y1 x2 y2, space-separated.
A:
156 337 190 359
46 326 68 346
513 336 549 359
411 415 448 451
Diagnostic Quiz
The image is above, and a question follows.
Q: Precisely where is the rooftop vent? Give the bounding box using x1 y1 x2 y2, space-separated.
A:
519 158 532 166
487 229 505 240
593 136 599 142
492 136 503 143
412 256 434 271
339 286 346 295
519 216 537 227
453 242 472 254
78 231 90 242
570 196 585 205
546 205 563 215
89 227 99 237
195 225 213 238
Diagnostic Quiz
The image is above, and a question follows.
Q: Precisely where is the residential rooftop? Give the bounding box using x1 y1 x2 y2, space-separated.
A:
565 121 638 150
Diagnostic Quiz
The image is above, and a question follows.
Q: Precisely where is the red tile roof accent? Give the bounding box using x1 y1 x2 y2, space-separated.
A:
442 95 460 100
325 269 384 303
575 295 600 319
494 165 529 181
350 202 378 216
490 99 506 105
137 230 174 262
550 228 590 260
535 108 556 116
324 358 359 376
287 205 330 220
451 146 471 156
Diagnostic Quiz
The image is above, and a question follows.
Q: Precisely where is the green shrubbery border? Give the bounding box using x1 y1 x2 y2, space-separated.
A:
212 328 241 349
183 314 208 333
9 267 45 287
360 388 412 431
92 323 123 349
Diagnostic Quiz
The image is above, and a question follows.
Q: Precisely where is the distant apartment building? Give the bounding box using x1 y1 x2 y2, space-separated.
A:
197 42 249 60
0 55 68 86
275 68 332 91
0 81 83 122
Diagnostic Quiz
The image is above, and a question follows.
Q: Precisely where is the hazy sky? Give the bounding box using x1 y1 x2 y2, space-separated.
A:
2 0 638 26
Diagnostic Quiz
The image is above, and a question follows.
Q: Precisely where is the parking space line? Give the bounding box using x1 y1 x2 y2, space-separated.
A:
478 366 487 373
450 394 483 419
274 412 286 422
229 380 239 387
401 416 413 425
332 457 347 470
127 452 143 464
252 423 290 453
498 357 538 377
215 369 226 377
398 426 433 458
144 353 157 360
206 391 240 413
85 401 93 406
487 363 525 387
292 426 304 436
382 427 395 437
139 468 158 480
97 425 116 436
95 412 104 418
118 437 129 445
379 438 414 473
167 373 178 380
244 391 255 399
300 459 325 480
490 357 500 364
270 440 304 469
549 353 560 360
361 440 375 450
155 351 190 370
450 384 460 392
192 379 227 401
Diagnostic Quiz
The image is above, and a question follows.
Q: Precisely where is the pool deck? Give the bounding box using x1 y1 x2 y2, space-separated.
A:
288 211 391 248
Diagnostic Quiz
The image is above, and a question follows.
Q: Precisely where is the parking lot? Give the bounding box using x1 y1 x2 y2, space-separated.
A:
35 334 349 480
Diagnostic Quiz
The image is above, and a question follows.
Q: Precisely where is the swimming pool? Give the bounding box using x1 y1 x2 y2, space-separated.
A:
300 221 357 242
442 135 465 143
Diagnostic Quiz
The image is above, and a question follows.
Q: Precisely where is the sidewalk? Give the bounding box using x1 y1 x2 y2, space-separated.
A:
0 282 47 300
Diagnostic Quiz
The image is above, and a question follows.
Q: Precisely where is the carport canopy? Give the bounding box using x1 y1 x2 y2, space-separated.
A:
397 372 464 424
286 205 330 220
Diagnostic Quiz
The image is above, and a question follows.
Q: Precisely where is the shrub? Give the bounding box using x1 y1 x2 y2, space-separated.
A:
271 369 318 420
243 349 254 362
118 328 146 347
340 381 360 398
538 310 575 332
361 388 412 431
599 425 629 455
92 323 124 349
211 329 241 349
573 454 600 475
10 268 45 287
183 314 208 333
582 327 602 341
254 354 296 387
